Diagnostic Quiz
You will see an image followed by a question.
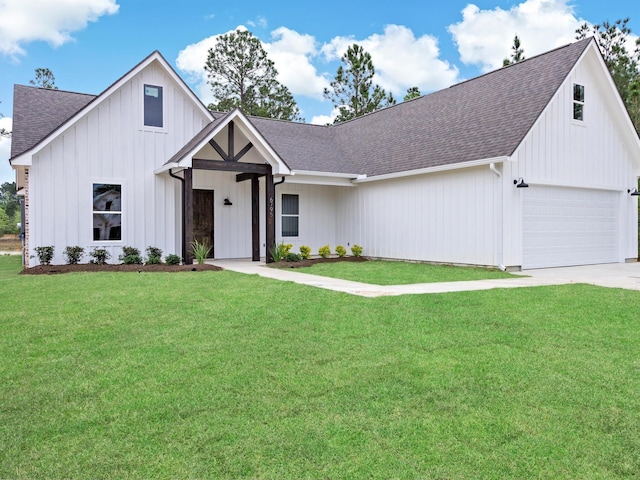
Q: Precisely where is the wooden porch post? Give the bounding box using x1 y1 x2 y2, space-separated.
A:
251 174 260 261
184 168 194 264
265 169 275 263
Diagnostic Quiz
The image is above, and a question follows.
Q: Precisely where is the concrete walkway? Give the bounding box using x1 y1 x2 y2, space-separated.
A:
209 259 577 297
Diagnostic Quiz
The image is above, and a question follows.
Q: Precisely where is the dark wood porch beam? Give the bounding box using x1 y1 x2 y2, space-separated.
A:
228 121 234 160
208 139 229 161
265 169 275 263
233 142 253 162
184 168 194 265
236 171 265 183
251 174 260 261
193 158 270 174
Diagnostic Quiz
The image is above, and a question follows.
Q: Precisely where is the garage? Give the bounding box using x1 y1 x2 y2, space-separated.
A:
522 186 620 269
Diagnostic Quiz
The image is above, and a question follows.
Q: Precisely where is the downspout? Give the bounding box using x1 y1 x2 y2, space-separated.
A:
489 163 506 271
168 169 186 263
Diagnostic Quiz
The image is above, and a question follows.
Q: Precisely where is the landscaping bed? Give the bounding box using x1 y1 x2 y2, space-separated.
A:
268 255 368 269
21 263 221 275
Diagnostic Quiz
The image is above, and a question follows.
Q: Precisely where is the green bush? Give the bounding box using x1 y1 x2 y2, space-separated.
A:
34 246 54 265
286 252 302 262
191 239 211 264
269 242 289 262
146 246 163 264
89 248 111 265
299 245 311 259
63 246 84 264
335 245 347 257
119 246 143 265
165 254 181 265
281 243 293 256
318 245 331 258
351 244 363 257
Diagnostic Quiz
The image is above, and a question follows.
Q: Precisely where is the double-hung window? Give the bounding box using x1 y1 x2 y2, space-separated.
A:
93 183 122 241
281 194 299 237
573 83 585 121
144 84 163 128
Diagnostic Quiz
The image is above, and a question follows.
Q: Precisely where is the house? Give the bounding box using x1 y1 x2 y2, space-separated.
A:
9 37 640 269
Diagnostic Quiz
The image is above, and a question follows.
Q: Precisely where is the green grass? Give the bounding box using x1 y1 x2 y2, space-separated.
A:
1 256 639 478
297 259 515 285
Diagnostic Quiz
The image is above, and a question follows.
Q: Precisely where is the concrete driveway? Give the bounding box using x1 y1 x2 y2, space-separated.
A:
518 262 640 291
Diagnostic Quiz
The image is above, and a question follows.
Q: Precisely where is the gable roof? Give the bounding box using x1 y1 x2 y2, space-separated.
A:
9 50 212 165
10 86 96 158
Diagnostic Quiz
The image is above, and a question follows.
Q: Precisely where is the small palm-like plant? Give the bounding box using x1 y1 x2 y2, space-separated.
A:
191 239 212 264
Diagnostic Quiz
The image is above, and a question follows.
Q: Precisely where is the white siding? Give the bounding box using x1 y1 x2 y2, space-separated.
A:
339 167 501 266
503 48 639 267
27 61 209 265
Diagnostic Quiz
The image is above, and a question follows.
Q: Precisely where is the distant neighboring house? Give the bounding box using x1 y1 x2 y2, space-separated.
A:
8 37 640 269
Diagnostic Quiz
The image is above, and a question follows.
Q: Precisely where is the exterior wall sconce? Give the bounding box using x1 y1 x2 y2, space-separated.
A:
513 178 529 188
224 198 233 206
628 188 640 196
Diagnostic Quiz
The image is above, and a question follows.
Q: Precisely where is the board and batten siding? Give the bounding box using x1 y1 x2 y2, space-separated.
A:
27 61 210 266
337 166 501 266
502 47 639 267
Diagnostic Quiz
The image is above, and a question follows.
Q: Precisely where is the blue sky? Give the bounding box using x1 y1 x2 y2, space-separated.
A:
0 0 638 184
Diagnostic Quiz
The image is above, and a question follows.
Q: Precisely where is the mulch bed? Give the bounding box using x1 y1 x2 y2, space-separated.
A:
268 256 368 269
21 263 222 275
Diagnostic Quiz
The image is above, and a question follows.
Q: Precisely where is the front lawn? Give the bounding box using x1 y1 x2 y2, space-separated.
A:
296 259 515 284
1 256 639 478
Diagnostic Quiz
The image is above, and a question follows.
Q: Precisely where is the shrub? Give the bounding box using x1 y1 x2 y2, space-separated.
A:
335 245 347 257
146 246 163 265
286 252 302 262
119 246 143 265
351 244 363 257
63 246 84 264
299 245 311 259
191 239 211 264
89 248 111 265
269 242 288 262
165 254 181 265
318 245 331 258
34 246 54 265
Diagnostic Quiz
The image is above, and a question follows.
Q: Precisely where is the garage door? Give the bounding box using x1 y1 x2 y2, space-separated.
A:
522 186 619 269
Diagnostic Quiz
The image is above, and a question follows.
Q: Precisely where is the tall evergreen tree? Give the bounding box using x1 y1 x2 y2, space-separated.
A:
323 44 396 124
404 86 421 101
503 35 525 66
29 68 58 89
204 29 302 122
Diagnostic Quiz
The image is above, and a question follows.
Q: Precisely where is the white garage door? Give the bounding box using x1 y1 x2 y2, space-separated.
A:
522 186 619 269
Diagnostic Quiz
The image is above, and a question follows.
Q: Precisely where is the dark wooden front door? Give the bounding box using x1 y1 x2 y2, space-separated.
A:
193 189 214 258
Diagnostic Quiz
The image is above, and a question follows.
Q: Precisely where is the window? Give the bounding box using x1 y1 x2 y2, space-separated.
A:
144 84 163 127
573 83 585 121
93 184 122 241
281 194 299 237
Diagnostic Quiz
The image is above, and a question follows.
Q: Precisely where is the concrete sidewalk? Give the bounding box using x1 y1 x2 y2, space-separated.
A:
209 259 574 297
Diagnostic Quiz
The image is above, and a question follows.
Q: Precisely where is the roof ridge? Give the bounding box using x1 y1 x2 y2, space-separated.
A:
14 84 97 97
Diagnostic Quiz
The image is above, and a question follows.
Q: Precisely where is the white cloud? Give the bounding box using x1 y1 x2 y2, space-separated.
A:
0 0 119 58
176 25 329 107
0 117 14 184
247 16 267 29
448 0 583 72
310 107 341 126
321 25 460 95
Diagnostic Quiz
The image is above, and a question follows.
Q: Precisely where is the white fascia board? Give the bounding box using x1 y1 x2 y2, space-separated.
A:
9 154 31 166
154 163 183 174
291 170 361 178
352 157 508 183
16 52 213 162
231 111 291 175
286 174 358 187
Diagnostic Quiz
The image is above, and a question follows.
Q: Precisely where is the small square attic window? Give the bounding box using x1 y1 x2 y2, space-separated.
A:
573 84 584 121
144 84 163 127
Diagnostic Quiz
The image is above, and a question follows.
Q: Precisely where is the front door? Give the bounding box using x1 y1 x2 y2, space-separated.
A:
193 189 214 258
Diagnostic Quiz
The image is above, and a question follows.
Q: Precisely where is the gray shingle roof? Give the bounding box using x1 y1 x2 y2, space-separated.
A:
10 85 96 158
11 38 594 178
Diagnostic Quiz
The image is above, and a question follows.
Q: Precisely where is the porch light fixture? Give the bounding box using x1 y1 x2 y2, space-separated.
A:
224 198 233 206
513 178 529 188
628 188 640 196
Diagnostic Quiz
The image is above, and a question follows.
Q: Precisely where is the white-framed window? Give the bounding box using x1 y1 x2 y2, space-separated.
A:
281 194 299 237
93 183 122 241
143 84 163 128
573 83 585 121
